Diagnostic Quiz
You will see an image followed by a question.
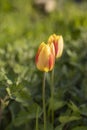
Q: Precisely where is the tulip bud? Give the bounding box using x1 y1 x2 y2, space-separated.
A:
48 34 64 58
35 42 55 72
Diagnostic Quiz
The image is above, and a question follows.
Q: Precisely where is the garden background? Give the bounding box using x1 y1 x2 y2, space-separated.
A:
0 0 87 130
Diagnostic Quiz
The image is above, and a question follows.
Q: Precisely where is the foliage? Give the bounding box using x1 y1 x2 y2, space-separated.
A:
0 0 87 130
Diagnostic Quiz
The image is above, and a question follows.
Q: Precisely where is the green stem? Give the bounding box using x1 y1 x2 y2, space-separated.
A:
42 72 46 130
36 107 39 130
51 68 54 128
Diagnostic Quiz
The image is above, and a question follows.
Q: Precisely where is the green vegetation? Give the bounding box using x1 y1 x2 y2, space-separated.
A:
0 0 87 130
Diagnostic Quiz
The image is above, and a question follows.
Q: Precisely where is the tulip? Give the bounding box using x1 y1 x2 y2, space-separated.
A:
35 42 55 72
48 34 64 127
48 34 64 58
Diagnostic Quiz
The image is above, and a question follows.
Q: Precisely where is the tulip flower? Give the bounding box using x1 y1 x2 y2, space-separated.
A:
48 34 64 127
35 42 55 72
48 34 64 58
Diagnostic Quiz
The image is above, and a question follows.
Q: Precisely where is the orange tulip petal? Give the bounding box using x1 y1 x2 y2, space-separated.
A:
49 54 54 70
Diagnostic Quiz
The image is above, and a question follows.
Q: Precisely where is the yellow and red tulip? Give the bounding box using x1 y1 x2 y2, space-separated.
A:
35 42 55 72
48 34 64 58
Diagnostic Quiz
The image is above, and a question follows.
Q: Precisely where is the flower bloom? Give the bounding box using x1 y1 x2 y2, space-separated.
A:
35 42 55 72
48 34 64 58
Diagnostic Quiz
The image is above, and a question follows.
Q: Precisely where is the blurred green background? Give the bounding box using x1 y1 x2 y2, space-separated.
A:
0 0 87 130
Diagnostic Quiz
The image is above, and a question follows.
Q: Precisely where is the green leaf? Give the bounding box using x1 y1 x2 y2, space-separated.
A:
9 84 24 94
6 87 11 97
14 103 42 126
15 88 31 104
39 121 53 130
80 104 87 116
6 86 31 106
55 124 64 130
59 115 81 124
71 126 87 130
49 98 65 111
68 101 80 114
14 110 31 126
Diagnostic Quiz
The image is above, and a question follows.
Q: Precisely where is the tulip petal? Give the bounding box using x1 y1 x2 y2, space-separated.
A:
56 36 64 58
49 54 54 70
35 42 46 64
